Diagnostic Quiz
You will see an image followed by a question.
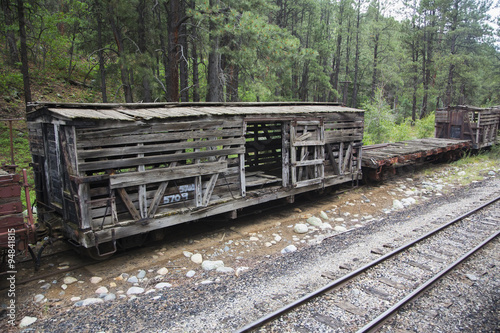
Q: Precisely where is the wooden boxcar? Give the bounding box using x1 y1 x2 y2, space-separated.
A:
27 102 364 255
435 105 500 149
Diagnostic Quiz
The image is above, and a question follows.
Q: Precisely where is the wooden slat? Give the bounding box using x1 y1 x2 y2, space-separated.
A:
109 160 228 189
79 147 243 172
78 137 245 159
77 128 244 148
116 188 141 221
292 140 325 147
293 159 324 167
77 119 243 139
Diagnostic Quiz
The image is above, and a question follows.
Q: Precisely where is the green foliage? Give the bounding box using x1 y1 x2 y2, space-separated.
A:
415 113 435 138
362 88 395 144
0 0 498 108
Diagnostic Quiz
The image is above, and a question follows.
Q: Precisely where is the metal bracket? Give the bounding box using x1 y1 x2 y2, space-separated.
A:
94 229 117 257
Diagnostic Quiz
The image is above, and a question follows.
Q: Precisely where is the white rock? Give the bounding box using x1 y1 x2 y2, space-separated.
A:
137 270 146 279
95 286 108 294
320 223 333 230
457 171 466 176
265 242 273 247
63 276 78 285
466 274 478 281
74 298 104 307
216 266 235 274
127 276 138 283
90 276 103 284
183 251 193 258
155 282 172 289
34 294 45 303
249 236 259 241
281 245 297 254
235 267 250 276
393 200 404 210
70 297 81 302
157 267 169 275
104 293 116 301
334 226 347 232
200 280 213 285
274 235 282 242
320 211 329 220
307 216 323 227
294 223 309 234
191 253 203 264
334 217 345 222
202 260 224 271
186 270 196 278
126 287 145 295
19 316 37 328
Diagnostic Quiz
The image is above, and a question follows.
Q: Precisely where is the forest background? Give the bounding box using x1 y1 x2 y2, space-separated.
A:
1 0 499 146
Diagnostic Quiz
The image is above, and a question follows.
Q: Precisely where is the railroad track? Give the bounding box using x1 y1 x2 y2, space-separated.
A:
236 194 500 333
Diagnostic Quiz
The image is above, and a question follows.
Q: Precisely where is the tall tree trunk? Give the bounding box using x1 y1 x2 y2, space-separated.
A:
331 0 345 102
137 0 152 102
299 61 310 101
155 2 168 99
108 6 133 103
445 1 459 106
370 32 379 101
17 0 31 107
166 0 180 102
179 0 188 102
95 1 107 102
370 0 380 101
206 0 222 102
2 0 19 65
190 0 200 102
351 0 361 108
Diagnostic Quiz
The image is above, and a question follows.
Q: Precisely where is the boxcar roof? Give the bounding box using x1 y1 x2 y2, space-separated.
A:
27 102 363 122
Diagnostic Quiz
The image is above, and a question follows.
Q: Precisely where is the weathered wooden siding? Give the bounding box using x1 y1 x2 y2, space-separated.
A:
27 102 365 248
72 117 246 230
435 106 500 149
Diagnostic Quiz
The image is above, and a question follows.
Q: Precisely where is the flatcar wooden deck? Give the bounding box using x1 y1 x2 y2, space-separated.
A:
361 138 470 180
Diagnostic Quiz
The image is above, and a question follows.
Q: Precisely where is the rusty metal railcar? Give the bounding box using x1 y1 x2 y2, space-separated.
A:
26 102 364 256
435 105 500 149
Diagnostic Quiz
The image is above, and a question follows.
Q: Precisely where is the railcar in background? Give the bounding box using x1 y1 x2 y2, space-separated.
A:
435 105 500 149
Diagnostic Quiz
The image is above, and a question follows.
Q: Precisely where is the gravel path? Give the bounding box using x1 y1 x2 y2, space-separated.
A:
10 174 497 333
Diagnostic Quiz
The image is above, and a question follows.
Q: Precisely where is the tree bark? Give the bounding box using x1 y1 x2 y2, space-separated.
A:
17 0 31 107
179 0 188 102
190 0 200 102
2 0 19 65
95 0 107 102
445 0 459 106
108 5 133 103
137 0 152 102
351 0 361 108
166 0 180 102
206 0 222 102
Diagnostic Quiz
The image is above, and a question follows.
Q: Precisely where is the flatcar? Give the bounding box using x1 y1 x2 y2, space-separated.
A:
26 102 364 258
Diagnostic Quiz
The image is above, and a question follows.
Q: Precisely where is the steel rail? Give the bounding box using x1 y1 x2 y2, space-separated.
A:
357 228 499 333
234 194 500 333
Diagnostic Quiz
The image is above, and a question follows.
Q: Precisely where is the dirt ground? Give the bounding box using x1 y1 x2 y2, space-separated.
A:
2 159 499 327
